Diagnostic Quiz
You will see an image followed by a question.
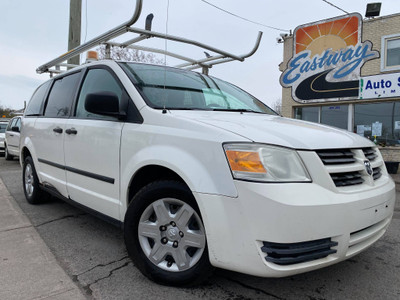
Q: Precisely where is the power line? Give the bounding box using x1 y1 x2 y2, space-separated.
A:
199 0 290 32
321 0 349 14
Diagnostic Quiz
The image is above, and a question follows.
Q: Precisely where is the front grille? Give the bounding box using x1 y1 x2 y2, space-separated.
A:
316 149 355 164
362 148 378 161
261 238 338 265
316 147 384 188
331 171 364 187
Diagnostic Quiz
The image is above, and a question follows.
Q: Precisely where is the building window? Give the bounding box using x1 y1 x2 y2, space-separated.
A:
294 106 319 123
354 102 400 146
321 105 348 130
381 34 400 72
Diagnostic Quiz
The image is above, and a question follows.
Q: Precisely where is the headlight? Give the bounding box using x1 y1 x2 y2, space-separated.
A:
223 143 311 183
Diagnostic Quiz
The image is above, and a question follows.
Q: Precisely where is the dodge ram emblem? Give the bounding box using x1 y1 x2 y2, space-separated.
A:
364 160 373 176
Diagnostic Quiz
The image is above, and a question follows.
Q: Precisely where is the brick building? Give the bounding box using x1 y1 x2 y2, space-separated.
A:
279 12 400 167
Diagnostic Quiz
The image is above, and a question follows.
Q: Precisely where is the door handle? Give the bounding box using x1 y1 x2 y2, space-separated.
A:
65 128 78 135
53 127 63 134
9 134 14 137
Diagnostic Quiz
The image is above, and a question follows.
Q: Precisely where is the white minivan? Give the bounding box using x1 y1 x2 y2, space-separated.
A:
20 60 395 286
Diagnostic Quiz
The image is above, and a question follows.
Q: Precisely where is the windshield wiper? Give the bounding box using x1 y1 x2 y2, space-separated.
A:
211 108 265 114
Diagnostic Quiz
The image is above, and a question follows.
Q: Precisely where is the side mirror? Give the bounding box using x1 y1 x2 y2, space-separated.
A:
11 126 20 133
85 91 125 119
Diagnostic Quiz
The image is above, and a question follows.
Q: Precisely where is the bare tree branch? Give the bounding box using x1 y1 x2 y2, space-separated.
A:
97 45 164 65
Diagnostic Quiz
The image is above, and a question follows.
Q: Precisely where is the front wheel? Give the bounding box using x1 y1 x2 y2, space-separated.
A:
124 180 213 286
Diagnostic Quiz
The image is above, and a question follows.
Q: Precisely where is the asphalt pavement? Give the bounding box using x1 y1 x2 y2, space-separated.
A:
1 163 399 300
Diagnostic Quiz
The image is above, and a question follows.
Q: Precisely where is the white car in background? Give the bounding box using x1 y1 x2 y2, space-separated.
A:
0 120 9 156
5 116 22 160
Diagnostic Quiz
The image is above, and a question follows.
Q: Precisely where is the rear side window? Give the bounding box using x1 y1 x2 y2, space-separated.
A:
44 72 81 118
25 81 51 116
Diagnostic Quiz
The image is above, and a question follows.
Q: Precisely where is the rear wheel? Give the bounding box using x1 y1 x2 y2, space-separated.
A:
23 156 49 204
4 144 13 160
124 180 213 286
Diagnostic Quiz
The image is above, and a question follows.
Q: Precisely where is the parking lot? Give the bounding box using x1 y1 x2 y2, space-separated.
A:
1 157 399 300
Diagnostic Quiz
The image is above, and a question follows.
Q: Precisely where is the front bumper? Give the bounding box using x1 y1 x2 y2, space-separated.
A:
194 175 395 277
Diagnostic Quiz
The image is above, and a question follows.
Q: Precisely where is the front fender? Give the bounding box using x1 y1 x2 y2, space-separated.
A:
120 142 238 214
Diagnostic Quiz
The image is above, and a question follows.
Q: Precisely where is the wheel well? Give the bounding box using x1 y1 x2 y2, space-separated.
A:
128 165 189 205
21 147 31 162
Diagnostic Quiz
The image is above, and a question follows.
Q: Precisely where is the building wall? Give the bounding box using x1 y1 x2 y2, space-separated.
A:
362 14 400 76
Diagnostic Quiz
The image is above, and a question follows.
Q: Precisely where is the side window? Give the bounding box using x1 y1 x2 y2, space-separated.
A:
6 119 16 131
76 68 123 120
25 81 51 116
15 118 21 129
44 72 81 118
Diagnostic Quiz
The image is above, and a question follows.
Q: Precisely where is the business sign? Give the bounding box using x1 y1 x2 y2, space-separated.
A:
280 13 379 103
360 73 400 99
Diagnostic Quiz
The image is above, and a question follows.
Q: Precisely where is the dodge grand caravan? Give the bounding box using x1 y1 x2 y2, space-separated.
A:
20 60 395 286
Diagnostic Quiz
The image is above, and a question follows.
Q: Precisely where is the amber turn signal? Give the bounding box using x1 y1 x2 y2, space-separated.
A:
225 150 266 173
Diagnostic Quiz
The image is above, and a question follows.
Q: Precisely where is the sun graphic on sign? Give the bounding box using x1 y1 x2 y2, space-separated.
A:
295 15 360 57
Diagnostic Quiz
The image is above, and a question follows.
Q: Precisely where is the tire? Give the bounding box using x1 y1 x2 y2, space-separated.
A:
22 156 49 204
124 180 213 286
4 144 13 161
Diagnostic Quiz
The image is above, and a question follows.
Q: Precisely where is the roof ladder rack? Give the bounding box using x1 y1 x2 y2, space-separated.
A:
36 0 263 76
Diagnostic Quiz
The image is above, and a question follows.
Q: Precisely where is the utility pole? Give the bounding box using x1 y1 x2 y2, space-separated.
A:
68 0 82 66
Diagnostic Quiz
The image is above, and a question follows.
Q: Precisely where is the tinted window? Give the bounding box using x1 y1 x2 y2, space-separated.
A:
321 105 348 130
7 118 17 131
25 81 51 116
15 118 21 129
354 102 400 146
75 68 122 120
294 106 319 123
44 72 81 118
0 123 7 133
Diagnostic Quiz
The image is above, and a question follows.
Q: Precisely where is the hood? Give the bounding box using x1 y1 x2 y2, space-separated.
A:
171 111 374 150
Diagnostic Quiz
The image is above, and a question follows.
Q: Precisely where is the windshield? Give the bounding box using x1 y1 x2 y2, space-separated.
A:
120 63 276 115
0 124 7 133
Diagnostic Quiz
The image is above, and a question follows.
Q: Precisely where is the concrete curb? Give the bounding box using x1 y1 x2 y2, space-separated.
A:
0 178 87 300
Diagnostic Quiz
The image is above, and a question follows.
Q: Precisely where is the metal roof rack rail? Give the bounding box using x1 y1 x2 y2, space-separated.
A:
36 0 263 76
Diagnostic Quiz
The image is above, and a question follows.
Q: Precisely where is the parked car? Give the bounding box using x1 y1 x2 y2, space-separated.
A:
20 60 395 286
0 120 9 156
4 116 22 160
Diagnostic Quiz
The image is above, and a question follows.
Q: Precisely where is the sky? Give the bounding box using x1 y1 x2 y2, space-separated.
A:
0 0 399 110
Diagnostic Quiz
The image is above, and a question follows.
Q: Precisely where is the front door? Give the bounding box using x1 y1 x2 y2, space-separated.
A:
64 67 125 220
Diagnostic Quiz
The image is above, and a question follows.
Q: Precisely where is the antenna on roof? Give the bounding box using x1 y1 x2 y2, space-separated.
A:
145 13 154 31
